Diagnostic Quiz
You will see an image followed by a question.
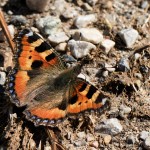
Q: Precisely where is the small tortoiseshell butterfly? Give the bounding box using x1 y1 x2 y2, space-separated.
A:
6 29 110 126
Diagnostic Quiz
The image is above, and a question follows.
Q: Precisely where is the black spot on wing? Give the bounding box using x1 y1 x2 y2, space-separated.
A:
95 93 107 104
68 94 78 105
27 34 40 43
35 42 51 53
31 60 43 69
79 83 87 92
58 99 67 110
45 53 56 62
86 85 97 99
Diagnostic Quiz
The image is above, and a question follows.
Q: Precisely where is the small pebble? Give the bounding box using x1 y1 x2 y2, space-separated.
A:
140 131 150 140
119 105 131 118
136 14 150 26
86 134 95 142
74 140 86 147
118 28 139 47
62 54 77 63
0 72 6 85
105 63 115 72
95 118 123 135
26 0 50 12
62 7 78 19
144 136 150 150
77 132 86 139
134 53 141 60
101 39 115 53
104 134 112 145
117 57 130 71
48 32 69 45
11 15 27 25
126 135 135 144
54 0 68 14
140 1 149 9
90 141 99 148
55 43 67 51
74 14 97 28
73 28 103 44
36 16 61 35
68 39 96 58
0 25 15 42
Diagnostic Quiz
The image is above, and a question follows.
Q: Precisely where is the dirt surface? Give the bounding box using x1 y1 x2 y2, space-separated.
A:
0 0 150 150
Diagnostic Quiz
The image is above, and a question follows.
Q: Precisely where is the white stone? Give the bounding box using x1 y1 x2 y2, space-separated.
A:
74 14 97 28
68 39 96 58
8 25 15 38
54 0 68 14
62 7 78 19
48 32 69 45
118 28 139 47
0 25 15 42
101 39 115 53
119 105 131 117
73 28 103 44
105 63 115 72
144 136 150 150
36 16 61 35
55 42 67 51
95 118 123 135
140 131 150 140
0 72 6 85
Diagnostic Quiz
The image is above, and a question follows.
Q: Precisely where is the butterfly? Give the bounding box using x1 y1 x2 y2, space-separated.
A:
6 29 110 126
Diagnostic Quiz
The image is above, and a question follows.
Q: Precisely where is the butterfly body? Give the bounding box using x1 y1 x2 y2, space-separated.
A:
6 29 110 126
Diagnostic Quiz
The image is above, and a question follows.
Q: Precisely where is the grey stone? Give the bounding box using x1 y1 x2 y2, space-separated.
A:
144 136 150 150
140 131 150 140
36 16 61 35
73 28 103 44
117 57 130 71
11 15 27 25
95 118 123 135
68 39 96 58
74 14 97 28
62 54 77 63
26 0 50 12
0 72 6 85
118 28 139 47
48 32 69 45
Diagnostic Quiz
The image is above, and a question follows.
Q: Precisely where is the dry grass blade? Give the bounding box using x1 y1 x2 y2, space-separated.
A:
0 9 15 53
46 127 65 150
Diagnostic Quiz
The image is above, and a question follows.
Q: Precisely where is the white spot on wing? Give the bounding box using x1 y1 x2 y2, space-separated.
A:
26 31 33 37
